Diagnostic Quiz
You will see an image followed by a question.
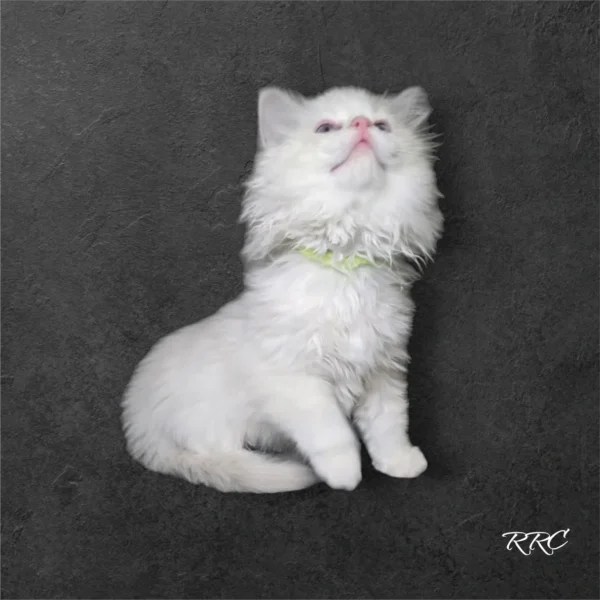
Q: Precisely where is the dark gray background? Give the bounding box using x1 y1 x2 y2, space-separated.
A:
2 1 598 598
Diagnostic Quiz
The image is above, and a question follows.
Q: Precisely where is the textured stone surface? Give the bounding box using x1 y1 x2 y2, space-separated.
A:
2 1 598 598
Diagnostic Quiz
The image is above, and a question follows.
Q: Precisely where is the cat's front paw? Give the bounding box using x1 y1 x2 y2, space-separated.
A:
311 444 362 491
374 446 428 479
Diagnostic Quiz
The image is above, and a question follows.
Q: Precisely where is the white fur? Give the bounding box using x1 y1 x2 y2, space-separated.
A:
122 86 443 493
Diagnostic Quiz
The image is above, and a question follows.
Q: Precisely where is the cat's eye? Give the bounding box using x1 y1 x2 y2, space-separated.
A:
374 120 391 132
315 121 341 133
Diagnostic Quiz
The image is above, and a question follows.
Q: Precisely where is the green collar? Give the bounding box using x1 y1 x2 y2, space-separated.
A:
298 247 377 272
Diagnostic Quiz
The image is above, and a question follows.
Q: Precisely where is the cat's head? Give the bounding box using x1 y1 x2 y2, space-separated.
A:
241 86 443 264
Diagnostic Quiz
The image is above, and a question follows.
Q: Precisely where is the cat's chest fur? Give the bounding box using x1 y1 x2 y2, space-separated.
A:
244 256 414 399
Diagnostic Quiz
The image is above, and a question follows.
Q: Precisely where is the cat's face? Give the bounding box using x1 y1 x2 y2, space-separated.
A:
254 86 433 192
242 86 442 262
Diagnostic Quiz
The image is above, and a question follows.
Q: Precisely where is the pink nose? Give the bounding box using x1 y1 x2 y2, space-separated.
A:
350 116 372 135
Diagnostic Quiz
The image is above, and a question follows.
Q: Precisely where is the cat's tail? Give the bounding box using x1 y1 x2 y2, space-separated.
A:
152 447 319 493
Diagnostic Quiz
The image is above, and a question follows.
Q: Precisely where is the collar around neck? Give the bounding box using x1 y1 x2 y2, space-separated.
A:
298 247 378 272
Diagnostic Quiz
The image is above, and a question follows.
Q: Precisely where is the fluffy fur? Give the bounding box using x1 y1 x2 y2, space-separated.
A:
121 86 443 493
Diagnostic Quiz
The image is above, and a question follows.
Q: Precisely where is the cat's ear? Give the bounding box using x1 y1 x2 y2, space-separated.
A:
258 87 304 149
389 86 431 130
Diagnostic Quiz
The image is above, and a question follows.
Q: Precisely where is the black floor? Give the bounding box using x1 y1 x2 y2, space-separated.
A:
2 2 598 598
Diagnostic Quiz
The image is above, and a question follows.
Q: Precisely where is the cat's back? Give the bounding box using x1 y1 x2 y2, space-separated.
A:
123 297 248 410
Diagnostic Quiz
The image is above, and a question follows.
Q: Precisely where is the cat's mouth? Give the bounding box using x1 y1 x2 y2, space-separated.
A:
331 139 382 172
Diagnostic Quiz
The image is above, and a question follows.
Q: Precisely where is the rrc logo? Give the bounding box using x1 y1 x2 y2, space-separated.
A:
502 529 570 556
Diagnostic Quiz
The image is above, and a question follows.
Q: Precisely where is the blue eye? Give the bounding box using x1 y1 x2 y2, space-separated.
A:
315 121 339 133
374 120 391 132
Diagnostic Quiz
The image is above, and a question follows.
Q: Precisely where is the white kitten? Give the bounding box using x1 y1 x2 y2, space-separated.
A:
121 86 443 493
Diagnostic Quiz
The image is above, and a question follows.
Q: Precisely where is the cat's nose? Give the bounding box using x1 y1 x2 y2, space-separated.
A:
350 116 372 133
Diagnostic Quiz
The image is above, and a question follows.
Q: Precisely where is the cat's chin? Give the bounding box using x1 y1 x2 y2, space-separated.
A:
333 151 385 189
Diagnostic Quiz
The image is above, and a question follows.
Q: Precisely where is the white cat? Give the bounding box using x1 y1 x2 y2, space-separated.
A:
121 85 443 493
